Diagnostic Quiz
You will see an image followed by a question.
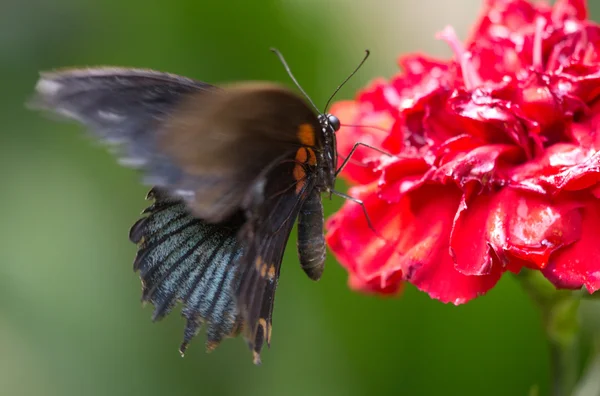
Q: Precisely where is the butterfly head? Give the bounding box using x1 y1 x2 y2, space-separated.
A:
324 113 340 132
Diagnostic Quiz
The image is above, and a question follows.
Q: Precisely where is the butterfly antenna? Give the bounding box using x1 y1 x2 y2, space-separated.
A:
324 49 370 112
270 48 321 114
341 123 389 133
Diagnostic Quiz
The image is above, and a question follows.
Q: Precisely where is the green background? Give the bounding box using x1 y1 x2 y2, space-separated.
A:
4 1 599 395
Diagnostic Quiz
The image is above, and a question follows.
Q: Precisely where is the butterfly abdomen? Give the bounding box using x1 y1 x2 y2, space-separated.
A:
296 189 326 281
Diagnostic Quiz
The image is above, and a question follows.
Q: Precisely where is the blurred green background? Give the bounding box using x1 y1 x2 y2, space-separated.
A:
4 0 600 395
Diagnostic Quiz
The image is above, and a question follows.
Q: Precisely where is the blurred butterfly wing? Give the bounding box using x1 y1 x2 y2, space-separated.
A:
29 68 215 183
236 157 317 364
129 187 244 353
30 73 322 223
157 83 324 222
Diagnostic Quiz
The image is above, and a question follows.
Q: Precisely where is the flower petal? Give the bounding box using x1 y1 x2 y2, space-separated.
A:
428 144 523 191
571 103 600 149
348 272 404 296
551 0 587 23
326 182 502 304
468 0 551 47
325 182 407 295
512 145 600 194
394 55 451 100
543 198 600 292
378 156 429 203
450 187 582 277
487 189 583 268
450 192 496 276
332 93 399 185
397 185 502 304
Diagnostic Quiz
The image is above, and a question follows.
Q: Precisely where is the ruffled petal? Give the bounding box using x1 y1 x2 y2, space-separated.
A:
551 0 588 23
428 144 523 191
378 156 430 203
571 104 600 150
452 188 583 274
326 181 503 303
348 272 404 296
494 190 583 267
543 198 600 292
511 145 600 194
396 185 502 304
450 192 496 276
325 182 407 294
332 86 401 185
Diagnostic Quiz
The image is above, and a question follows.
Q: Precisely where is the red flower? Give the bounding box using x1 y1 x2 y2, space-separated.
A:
326 0 600 304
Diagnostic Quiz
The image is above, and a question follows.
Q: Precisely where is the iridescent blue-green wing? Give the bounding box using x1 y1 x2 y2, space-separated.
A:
128 188 244 353
237 159 317 364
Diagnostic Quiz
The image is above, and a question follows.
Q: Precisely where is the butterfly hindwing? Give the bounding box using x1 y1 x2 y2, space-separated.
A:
129 188 244 353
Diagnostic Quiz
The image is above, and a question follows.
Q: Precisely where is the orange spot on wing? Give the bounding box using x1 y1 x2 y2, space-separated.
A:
295 179 306 194
267 265 276 280
255 256 263 271
295 148 308 163
258 318 267 332
257 318 272 345
297 123 316 146
260 262 268 278
293 164 307 193
306 148 317 165
293 164 306 181
295 147 317 166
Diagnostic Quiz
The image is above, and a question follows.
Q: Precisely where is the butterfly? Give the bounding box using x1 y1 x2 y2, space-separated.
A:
28 49 371 364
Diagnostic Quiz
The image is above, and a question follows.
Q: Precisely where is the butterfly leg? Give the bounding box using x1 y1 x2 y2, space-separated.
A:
330 189 385 240
336 153 367 167
335 142 394 176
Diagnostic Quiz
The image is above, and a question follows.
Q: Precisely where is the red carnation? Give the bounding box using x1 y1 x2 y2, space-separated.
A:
326 0 600 304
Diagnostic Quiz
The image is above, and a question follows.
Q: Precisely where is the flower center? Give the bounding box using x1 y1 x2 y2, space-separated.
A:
437 26 482 91
532 17 546 71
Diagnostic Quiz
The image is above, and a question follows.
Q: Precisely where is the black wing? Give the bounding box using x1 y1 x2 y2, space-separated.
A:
129 188 244 354
236 157 317 364
29 71 322 223
29 68 214 185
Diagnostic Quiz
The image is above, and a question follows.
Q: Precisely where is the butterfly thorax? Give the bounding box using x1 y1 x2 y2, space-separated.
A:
315 113 339 193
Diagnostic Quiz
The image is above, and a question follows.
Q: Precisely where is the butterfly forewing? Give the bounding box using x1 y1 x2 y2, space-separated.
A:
159 82 325 222
30 68 214 167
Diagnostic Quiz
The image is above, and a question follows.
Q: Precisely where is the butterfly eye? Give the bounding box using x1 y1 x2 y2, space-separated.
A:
327 114 340 132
